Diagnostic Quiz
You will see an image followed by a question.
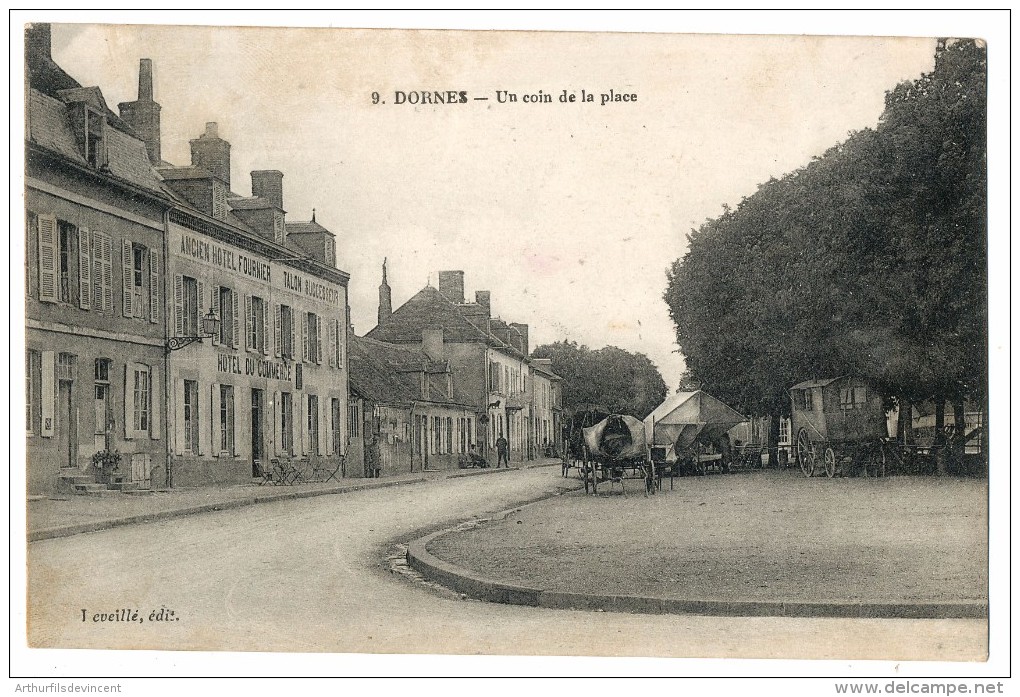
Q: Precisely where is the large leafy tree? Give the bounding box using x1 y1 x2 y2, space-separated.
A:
531 341 667 420
664 39 986 468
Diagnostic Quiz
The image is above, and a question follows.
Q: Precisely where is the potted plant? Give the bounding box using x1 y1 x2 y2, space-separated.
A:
91 449 122 485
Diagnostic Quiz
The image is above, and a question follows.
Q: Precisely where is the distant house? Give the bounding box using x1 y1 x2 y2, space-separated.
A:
367 269 535 463
348 335 477 475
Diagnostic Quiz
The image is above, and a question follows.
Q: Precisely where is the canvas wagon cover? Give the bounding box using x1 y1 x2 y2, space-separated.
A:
582 414 647 460
643 391 747 450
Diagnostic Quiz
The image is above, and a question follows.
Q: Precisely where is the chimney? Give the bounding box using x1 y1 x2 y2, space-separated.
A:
190 122 231 187
118 59 162 164
422 328 445 361
438 270 465 304
251 170 284 210
510 323 529 356
475 290 491 317
25 23 51 65
377 258 392 326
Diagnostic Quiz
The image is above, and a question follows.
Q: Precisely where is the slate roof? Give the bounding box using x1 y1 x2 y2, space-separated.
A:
531 360 561 381
27 89 166 195
349 335 469 408
286 220 334 237
366 285 527 359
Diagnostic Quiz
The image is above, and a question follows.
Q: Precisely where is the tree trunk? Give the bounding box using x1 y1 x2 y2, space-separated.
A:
897 396 913 445
950 396 966 472
934 397 947 475
767 411 781 469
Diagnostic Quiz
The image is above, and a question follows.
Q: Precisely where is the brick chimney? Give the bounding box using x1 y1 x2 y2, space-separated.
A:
474 290 491 317
510 323 529 356
25 23 51 66
438 270 465 304
118 59 162 164
251 170 284 210
190 122 231 187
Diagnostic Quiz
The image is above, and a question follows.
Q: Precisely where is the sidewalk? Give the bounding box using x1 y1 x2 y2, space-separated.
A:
27 458 562 542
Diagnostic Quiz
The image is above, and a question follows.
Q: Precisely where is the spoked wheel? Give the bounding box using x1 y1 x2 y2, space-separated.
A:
796 428 816 477
823 447 838 478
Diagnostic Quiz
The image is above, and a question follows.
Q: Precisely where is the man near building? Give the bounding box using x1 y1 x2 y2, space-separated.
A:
496 435 509 468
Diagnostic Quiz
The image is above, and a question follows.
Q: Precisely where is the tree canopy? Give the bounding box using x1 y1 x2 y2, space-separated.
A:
664 39 986 420
531 340 668 420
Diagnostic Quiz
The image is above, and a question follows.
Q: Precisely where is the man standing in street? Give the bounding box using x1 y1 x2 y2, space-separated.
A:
496 435 509 468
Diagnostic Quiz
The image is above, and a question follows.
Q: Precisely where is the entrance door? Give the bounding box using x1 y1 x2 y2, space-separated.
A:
251 389 264 477
58 380 75 469
94 384 110 452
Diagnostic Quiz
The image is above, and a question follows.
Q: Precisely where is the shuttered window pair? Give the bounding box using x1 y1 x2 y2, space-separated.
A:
245 295 270 355
125 363 160 440
35 214 128 317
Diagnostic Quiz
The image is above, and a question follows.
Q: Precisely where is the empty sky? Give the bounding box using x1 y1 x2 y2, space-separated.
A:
48 20 937 389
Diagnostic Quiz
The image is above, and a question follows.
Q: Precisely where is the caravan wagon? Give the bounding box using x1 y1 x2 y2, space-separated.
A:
789 376 888 477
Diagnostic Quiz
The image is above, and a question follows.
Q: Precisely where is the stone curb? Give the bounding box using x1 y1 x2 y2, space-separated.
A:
405 511 989 620
27 463 553 543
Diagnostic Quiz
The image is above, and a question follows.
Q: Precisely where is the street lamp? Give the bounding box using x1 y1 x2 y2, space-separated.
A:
166 309 221 353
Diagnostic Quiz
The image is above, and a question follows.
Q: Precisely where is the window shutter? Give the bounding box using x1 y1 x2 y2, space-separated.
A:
262 300 270 356
148 249 159 323
40 351 55 437
92 232 103 312
325 400 334 456
328 320 336 367
196 381 206 456
150 367 160 440
274 304 282 358
211 384 221 456
244 294 253 353
335 319 343 368
121 240 133 317
231 291 239 349
123 365 135 439
316 315 323 364
301 393 309 455
101 233 114 313
290 312 297 362
319 398 328 456
291 395 299 456
37 215 58 303
301 313 308 363
173 274 184 337
273 392 283 455
174 378 185 455
77 226 91 309
209 285 219 345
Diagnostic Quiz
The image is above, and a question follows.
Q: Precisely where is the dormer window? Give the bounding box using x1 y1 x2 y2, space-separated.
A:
85 108 106 168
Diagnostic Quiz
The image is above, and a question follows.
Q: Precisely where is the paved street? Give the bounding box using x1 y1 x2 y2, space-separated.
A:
27 466 986 662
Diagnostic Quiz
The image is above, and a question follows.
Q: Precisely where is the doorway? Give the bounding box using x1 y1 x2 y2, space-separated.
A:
58 380 75 469
251 388 264 477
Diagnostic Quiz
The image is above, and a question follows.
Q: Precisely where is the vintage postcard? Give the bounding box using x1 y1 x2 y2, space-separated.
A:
14 11 1006 686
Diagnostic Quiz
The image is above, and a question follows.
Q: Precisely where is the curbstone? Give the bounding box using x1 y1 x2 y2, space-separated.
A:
407 514 991 621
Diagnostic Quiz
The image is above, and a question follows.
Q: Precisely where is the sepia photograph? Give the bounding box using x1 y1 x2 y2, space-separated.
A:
12 9 1007 690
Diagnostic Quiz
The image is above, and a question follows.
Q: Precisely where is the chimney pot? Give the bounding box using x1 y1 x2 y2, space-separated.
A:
205 122 218 137
251 170 285 210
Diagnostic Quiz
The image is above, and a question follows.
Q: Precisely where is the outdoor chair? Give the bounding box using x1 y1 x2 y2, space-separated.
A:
270 457 301 486
254 460 276 486
312 453 345 483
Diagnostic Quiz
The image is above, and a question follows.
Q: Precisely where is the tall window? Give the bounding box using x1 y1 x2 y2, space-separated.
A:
446 417 453 455
778 417 791 446
94 358 111 444
132 244 145 312
348 402 360 439
220 385 235 454
219 286 235 347
133 367 150 432
280 392 293 454
249 296 267 353
183 380 198 453
307 395 319 454
182 276 199 336
280 305 294 359
306 312 320 363
85 109 105 168
58 222 74 303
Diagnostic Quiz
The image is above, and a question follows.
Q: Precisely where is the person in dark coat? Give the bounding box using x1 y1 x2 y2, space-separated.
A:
495 436 509 468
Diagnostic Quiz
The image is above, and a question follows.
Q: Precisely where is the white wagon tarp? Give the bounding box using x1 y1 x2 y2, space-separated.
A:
643 391 747 451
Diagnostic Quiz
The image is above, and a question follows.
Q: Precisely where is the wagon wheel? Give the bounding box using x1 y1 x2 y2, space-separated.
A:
823 447 838 478
796 428 816 477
